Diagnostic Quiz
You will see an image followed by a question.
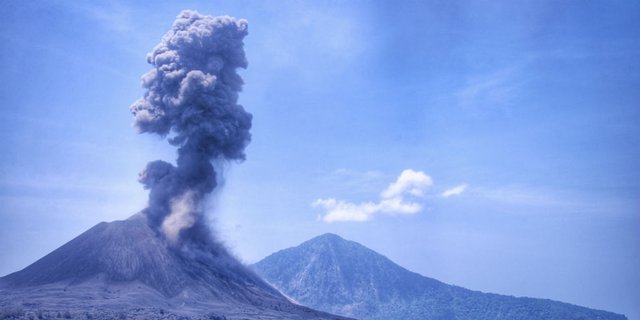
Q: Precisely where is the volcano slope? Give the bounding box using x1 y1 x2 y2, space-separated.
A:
0 215 351 320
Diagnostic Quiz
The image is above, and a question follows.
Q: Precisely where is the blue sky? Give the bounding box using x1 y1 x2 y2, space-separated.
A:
1 0 639 319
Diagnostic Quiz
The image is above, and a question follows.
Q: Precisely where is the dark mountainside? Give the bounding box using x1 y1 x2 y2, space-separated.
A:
0 216 352 320
252 233 628 320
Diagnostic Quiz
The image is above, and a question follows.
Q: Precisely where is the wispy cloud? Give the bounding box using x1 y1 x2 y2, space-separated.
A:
455 64 528 113
313 169 432 222
0 175 140 195
469 185 593 211
0 33 131 79
255 1 368 79
321 168 387 193
62 1 134 33
441 184 468 198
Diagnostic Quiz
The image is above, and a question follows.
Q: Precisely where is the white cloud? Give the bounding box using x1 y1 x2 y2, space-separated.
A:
312 198 376 222
441 184 468 198
313 169 432 223
377 197 423 214
380 169 433 198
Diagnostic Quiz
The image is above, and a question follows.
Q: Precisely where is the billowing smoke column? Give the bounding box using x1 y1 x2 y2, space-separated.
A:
129 10 251 245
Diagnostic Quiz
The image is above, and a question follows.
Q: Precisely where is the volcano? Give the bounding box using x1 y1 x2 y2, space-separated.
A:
0 215 351 320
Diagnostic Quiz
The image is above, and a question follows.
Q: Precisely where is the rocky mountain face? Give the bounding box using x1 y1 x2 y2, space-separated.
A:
252 233 627 320
0 216 351 320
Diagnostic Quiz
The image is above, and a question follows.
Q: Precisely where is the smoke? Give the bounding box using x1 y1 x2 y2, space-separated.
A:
130 10 251 245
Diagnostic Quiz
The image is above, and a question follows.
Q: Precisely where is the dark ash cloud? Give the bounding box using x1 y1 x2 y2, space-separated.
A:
130 10 251 245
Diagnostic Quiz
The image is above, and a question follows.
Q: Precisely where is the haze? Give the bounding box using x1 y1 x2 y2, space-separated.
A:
1 1 638 319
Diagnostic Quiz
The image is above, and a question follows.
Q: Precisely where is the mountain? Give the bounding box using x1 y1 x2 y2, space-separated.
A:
252 233 627 320
0 215 351 320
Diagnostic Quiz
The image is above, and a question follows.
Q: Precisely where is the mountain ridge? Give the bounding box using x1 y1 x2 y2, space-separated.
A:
252 233 628 320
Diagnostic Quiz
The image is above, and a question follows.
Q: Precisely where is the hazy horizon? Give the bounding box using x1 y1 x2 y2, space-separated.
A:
1 1 638 319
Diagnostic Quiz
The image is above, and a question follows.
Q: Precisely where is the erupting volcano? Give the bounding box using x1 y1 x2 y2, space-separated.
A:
0 10 351 320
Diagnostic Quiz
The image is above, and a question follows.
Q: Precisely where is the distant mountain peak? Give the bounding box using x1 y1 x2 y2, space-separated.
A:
296 233 385 260
309 233 345 241
253 233 446 317
253 234 628 320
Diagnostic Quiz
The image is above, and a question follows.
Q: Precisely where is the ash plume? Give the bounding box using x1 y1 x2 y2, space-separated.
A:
130 10 251 245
